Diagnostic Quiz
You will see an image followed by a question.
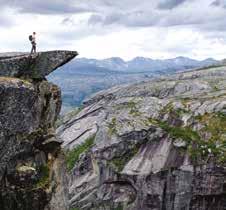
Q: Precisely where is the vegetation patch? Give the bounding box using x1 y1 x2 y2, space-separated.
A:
213 85 220 91
110 144 140 172
149 112 226 163
160 102 189 119
108 117 117 136
195 112 226 162
149 118 200 143
36 165 50 189
112 204 124 210
66 134 95 171
181 97 192 107
129 109 141 117
174 108 190 116
127 101 137 109
160 102 174 115
115 101 141 117
148 118 203 161
94 202 124 210
126 101 141 117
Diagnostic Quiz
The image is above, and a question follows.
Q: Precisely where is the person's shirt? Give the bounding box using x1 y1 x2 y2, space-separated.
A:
32 35 36 43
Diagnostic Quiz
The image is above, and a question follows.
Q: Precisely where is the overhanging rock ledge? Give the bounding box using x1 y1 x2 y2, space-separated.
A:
0 50 78 79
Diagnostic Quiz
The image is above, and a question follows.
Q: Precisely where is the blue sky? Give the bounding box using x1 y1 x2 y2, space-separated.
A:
0 0 226 60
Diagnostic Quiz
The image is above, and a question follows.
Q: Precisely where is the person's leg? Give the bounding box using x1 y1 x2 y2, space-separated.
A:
30 45 34 54
31 42 36 54
34 43 36 53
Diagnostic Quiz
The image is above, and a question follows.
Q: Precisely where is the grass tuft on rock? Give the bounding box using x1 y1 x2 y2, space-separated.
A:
66 134 95 171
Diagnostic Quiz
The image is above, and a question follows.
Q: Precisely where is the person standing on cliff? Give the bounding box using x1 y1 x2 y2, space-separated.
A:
29 32 36 54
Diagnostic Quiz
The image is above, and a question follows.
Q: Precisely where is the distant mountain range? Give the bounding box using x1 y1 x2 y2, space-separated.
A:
48 56 219 114
69 56 218 73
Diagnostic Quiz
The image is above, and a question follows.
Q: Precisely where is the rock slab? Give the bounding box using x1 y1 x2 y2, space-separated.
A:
0 50 78 78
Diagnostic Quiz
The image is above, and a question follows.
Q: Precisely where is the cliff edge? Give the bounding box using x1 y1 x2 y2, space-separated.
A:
0 50 78 210
0 51 78 78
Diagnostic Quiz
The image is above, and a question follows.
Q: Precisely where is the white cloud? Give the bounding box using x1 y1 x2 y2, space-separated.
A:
0 0 226 60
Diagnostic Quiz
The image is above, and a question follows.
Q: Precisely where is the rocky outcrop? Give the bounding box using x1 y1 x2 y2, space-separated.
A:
58 65 226 210
0 50 77 210
0 51 78 79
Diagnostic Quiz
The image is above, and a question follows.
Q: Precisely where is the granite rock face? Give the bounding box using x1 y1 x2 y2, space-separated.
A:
58 66 226 210
0 50 77 210
0 51 78 79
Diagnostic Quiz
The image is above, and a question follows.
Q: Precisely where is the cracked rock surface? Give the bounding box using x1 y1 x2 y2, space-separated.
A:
58 65 226 210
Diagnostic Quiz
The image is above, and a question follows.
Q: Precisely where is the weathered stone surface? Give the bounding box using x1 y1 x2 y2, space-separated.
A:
48 152 69 210
58 65 226 210
0 78 60 210
0 50 77 210
0 50 78 79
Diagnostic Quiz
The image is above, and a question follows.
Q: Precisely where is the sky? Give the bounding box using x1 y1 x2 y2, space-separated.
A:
0 0 226 60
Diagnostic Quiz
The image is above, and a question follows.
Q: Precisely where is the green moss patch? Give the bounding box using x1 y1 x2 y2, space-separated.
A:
66 134 95 171
36 165 50 189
